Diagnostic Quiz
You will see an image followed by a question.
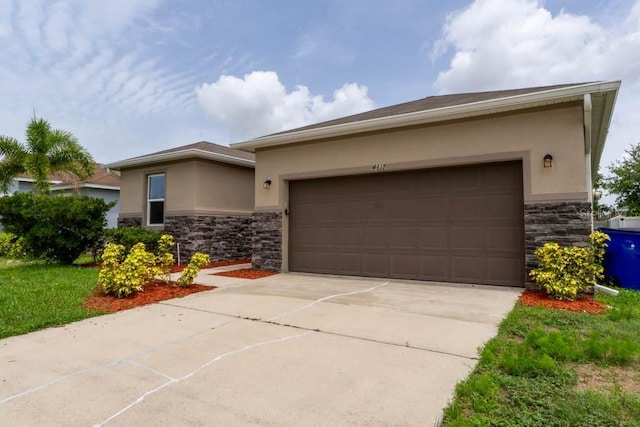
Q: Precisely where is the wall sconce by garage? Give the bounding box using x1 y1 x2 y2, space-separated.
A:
263 178 272 189
543 154 553 168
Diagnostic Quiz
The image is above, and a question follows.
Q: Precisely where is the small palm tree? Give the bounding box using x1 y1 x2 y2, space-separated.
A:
0 118 94 195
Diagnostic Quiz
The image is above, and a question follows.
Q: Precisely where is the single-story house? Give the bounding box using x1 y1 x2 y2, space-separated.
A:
4 164 121 228
50 164 121 228
231 81 620 288
106 142 255 261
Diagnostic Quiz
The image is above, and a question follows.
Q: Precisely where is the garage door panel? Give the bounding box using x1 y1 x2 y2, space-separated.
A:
487 257 524 285
289 161 524 286
487 226 522 251
420 227 448 250
451 256 485 283
362 254 389 276
419 255 450 281
451 226 484 250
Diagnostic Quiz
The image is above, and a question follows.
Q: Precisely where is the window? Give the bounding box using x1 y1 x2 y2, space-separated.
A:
147 174 165 225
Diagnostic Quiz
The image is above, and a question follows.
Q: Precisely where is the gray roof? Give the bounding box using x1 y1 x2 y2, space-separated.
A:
124 141 254 162
107 141 255 170
267 83 587 136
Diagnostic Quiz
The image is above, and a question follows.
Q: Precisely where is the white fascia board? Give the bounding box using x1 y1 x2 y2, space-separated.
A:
52 184 120 191
232 80 621 152
106 148 255 170
14 177 62 184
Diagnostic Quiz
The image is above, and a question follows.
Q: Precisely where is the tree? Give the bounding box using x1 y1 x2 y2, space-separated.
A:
605 142 640 215
0 117 94 194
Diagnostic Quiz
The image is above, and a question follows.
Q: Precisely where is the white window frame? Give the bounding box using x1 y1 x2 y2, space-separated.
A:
147 173 165 226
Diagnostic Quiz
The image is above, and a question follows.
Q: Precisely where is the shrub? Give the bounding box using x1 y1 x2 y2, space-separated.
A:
0 193 114 264
530 231 610 301
104 226 165 256
99 242 156 298
177 253 210 287
156 234 175 283
0 233 25 258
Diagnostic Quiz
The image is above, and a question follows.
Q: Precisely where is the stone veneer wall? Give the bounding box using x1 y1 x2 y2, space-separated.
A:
252 211 282 271
117 216 142 227
163 215 252 262
524 201 592 286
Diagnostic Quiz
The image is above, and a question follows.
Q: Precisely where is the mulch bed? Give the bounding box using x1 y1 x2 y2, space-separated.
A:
168 258 250 273
519 290 607 314
84 279 214 313
211 268 279 279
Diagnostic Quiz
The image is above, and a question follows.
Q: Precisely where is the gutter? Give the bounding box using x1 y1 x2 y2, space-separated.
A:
232 81 621 152
584 93 593 206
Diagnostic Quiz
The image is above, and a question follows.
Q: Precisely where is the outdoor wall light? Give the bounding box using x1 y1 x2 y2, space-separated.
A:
544 154 553 168
263 178 272 189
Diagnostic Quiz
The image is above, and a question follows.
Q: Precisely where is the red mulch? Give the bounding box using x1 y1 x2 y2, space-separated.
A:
519 290 607 314
168 258 250 273
83 279 214 313
211 268 279 279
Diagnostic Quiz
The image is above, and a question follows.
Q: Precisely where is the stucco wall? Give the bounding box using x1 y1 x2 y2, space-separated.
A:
253 104 588 210
118 159 254 223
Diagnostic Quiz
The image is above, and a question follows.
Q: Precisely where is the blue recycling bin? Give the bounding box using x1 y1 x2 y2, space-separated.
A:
600 228 640 290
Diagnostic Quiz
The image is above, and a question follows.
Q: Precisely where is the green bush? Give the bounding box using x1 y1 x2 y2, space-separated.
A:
530 231 609 301
0 193 114 264
177 253 210 287
105 226 165 255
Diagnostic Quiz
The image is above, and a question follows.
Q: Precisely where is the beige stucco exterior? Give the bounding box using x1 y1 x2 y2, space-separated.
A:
119 158 254 223
253 104 588 211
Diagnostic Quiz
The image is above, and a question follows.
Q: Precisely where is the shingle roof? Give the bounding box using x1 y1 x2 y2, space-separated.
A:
16 163 120 187
123 141 254 162
267 83 587 136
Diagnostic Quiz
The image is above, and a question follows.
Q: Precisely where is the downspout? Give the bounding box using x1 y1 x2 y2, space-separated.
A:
583 93 593 232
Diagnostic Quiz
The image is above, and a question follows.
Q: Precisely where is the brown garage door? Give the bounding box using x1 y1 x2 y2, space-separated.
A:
289 161 524 286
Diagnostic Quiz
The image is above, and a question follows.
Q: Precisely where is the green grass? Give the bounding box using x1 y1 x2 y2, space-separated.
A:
442 289 640 426
0 259 103 339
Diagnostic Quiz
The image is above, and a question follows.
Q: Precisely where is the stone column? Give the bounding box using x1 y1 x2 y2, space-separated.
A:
524 201 592 286
252 211 282 271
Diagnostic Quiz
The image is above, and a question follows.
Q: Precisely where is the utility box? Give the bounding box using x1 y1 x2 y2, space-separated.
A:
600 228 640 290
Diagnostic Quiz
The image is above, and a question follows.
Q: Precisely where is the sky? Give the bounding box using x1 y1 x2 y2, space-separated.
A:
1 0 639 182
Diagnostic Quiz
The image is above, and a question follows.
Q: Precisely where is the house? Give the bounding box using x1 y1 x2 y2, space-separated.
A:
50 164 121 228
231 81 620 288
4 164 121 228
106 142 255 261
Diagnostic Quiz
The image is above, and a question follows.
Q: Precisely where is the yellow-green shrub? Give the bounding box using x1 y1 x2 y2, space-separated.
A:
99 242 156 298
530 231 610 301
0 233 25 258
177 253 210 287
155 234 175 283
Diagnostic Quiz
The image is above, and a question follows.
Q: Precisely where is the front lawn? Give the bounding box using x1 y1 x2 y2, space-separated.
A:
0 259 103 339
443 289 640 426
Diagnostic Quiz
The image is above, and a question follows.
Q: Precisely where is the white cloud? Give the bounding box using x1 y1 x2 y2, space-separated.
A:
431 0 640 178
196 71 374 140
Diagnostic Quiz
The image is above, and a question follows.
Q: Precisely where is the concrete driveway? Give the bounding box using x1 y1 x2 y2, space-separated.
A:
0 270 520 426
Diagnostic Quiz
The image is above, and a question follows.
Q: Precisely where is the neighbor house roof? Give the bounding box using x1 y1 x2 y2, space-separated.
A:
232 81 620 177
106 141 254 170
51 163 120 191
15 163 120 190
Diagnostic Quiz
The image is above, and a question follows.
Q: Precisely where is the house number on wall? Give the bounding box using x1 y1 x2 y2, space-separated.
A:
372 164 386 171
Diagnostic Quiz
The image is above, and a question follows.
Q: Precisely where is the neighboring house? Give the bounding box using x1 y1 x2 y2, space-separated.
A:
106 142 255 261
231 81 620 288
3 164 120 228
50 164 121 228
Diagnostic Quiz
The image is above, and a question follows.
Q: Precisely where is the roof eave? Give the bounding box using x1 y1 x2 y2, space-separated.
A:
232 81 622 153
590 85 620 175
106 148 255 170
52 184 120 191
